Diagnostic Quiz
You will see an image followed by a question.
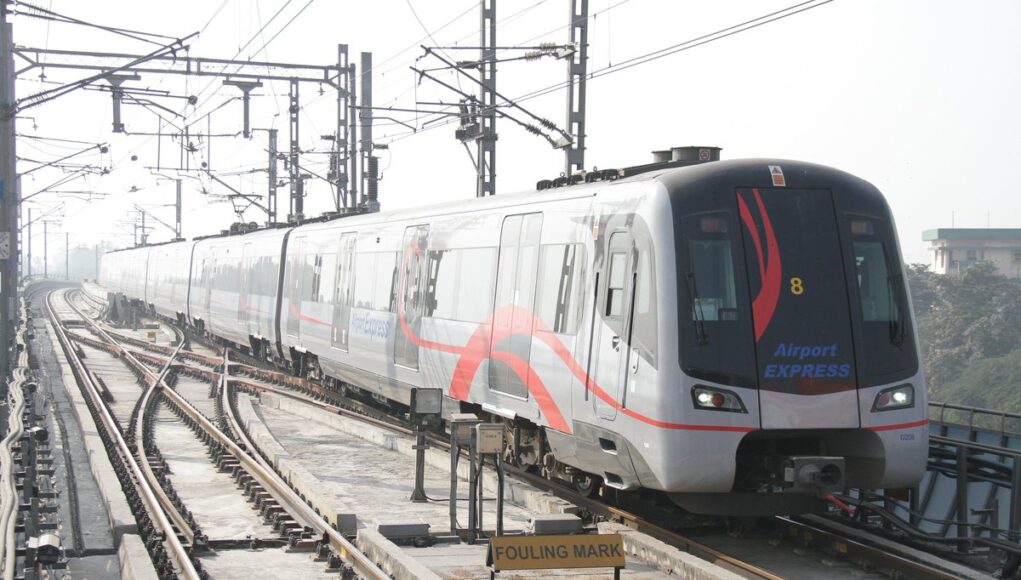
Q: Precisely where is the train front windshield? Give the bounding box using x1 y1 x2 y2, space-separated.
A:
676 187 918 395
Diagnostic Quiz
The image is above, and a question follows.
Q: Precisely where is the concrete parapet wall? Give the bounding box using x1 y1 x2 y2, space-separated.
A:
356 529 442 580
235 393 358 535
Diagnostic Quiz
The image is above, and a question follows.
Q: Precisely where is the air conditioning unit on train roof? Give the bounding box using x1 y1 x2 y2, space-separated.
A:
651 146 722 164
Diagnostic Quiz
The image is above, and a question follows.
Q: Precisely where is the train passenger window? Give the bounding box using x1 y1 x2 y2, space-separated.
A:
632 244 658 363
310 254 324 302
606 252 627 317
377 252 398 311
353 253 376 309
351 252 397 311
537 244 584 334
458 248 496 322
425 250 455 319
334 234 356 307
426 248 497 323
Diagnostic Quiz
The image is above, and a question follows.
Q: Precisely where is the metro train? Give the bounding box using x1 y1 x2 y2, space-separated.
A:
100 152 929 515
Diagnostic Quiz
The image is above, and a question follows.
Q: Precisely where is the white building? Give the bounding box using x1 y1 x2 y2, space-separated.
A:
923 228 1021 278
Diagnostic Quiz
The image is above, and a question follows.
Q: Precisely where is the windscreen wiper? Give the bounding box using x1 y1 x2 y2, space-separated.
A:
686 272 708 345
887 275 906 345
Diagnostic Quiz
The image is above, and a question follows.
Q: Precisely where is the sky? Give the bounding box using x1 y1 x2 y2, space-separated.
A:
10 0 1021 265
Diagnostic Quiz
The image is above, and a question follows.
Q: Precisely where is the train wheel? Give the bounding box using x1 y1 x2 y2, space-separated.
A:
572 472 601 497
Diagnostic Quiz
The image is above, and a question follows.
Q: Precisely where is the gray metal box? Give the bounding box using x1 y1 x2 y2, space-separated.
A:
530 513 582 535
376 520 430 540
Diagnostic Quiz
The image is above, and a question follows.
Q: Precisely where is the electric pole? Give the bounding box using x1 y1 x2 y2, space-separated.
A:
25 207 30 278
0 3 16 381
267 128 278 223
65 231 69 280
360 51 379 212
478 0 497 197
288 80 303 222
348 60 358 208
565 0 589 176
175 179 182 239
336 44 350 209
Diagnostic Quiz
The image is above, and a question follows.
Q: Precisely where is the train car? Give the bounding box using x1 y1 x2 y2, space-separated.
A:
187 228 288 357
99 245 151 303
100 153 928 515
274 156 927 515
145 241 196 324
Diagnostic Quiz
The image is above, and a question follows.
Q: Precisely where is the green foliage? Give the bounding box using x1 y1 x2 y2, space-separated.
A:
932 350 1021 414
908 261 1021 409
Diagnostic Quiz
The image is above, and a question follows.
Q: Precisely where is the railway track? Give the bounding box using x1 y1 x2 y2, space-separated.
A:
44 288 388 579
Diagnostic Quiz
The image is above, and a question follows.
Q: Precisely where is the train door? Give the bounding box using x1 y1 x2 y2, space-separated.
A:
489 214 543 398
202 253 214 327
331 233 356 350
238 243 252 332
591 232 637 420
736 188 859 429
286 237 305 339
395 225 429 370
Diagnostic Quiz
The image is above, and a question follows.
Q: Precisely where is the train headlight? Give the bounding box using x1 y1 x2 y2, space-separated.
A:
691 386 746 413
872 384 914 412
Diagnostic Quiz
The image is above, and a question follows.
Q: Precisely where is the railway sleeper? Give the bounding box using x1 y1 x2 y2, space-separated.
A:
261 503 284 520
216 455 236 471
288 538 319 552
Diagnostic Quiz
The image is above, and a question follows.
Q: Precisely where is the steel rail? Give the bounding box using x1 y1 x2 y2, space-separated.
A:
47 289 200 579
65 292 201 547
218 354 389 579
131 341 198 546
75 305 387 578
779 516 968 580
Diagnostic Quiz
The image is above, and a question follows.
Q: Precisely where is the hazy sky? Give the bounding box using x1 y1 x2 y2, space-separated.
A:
11 0 1021 264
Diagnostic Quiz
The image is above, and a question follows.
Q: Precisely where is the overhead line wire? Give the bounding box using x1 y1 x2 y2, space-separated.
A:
385 0 835 145
16 2 180 45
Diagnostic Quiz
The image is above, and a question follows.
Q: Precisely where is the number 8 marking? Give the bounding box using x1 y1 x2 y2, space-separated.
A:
790 277 804 296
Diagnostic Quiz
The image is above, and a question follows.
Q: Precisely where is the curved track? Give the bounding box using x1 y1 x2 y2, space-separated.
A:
47 288 200 578
51 287 388 579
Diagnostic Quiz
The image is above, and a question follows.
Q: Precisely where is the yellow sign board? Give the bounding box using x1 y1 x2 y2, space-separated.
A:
488 534 625 572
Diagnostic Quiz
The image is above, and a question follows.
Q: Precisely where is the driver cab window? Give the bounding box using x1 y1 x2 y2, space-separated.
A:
688 215 738 322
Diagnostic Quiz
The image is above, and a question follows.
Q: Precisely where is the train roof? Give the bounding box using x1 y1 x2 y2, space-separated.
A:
105 157 884 253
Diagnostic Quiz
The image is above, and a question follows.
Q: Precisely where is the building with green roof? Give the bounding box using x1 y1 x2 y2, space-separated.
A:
923 228 1021 277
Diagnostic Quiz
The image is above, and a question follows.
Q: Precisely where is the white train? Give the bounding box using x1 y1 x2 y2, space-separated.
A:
100 154 929 514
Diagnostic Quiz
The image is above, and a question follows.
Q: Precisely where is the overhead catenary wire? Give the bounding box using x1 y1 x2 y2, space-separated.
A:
183 0 298 122
383 0 836 145
15 2 181 46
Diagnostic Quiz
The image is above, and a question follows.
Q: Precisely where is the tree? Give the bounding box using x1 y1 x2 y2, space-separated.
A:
911 261 1021 394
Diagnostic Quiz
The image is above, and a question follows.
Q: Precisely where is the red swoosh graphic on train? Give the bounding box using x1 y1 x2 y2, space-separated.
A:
397 241 756 434
738 188 782 341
